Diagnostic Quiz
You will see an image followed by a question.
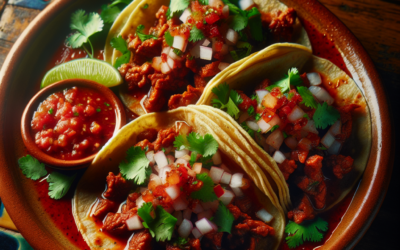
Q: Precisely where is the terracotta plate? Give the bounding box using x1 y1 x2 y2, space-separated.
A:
0 0 393 249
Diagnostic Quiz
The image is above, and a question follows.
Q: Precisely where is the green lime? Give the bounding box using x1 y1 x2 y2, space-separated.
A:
41 58 123 89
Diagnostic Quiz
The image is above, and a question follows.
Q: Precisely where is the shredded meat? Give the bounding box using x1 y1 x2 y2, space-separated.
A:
92 198 117 219
168 85 204 110
122 192 141 213
102 209 137 235
335 104 359 142
127 229 152 250
278 159 297 180
200 61 221 78
202 232 224 250
235 219 275 237
121 63 154 90
137 128 159 142
227 204 243 220
189 239 201 250
268 8 297 42
153 128 177 152
144 86 168 112
135 38 163 63
288 195 316 224
135 139 155 151
234 196 253 214
327 154 354 179
186 57 198 73
194 74 208 88
103 173 132 201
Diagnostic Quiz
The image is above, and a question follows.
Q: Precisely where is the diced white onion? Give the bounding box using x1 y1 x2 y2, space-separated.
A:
146 151 155 164
173 197 188 211
307 72 322 86
197 209 213 220
255 89 269 105
238 0 254 10
136 195 145 208
210 167 224 184
168 49 183 61
219 190 235 205
222 5 230 17
246 120 260 131
195 218 215 235
288 106 306 122
192 227 203 239
202 39 211 46
212 151 222 165
218 62 230 71
154 151 168 168
266 130 284 150
159 166 172 184
230 173 243 188
272 150 286 164
126 215 144 230
173 210 183 226
192 202 204 214
220 172 232 185
183 209 192 220
167 56 175 69
201 200 219 212
329 120 342 136
309 86 334 105
139 95 148 114
256 209 274 223
231 187 244 197
328 140 342 155
268 115 282 128
301 120 319 135
193 163 202 174
226 29 238 45
190 43 201 58
257 118 271 133
175 158 189 165
321 132 336 148
161 61 171 74
178 219 193 238
152 57 162 72
179 8 192 23
284 137 298 150
162 46 171 55
200 46 213 60
165 185 180 200
172 35 188 52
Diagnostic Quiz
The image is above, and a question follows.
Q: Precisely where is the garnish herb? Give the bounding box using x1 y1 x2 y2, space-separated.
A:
285 217 328 248
173 237 189 247
104 102 110 107
143 3 149 9
303 113 310 119
18 155 47 181
138 203 178 241
189 26 205 42
230 42 252 61
100 4 121 24
189 152 213 169
241 122 255 138
96 108 101 112
247 105 255 116
255 113 261 121
136 24 158 42
173 48 183 56
169 0 190 17
164 31 174 47
212 202 235 233
211 83 243 119
47 172 77 200
266 68 303 93
190 173 218 202
270 125 279 133
283 131 288 138
313 102 340 129
174 132 219 158
316 146 327 150
297 86 318 109
66 10 104 58
119 146 151 185
110 35 131 69
48 108 54 115
109 0 132 7
74 112 79 116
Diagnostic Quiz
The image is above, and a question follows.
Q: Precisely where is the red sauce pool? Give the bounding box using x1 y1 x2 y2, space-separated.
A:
31 86 116 160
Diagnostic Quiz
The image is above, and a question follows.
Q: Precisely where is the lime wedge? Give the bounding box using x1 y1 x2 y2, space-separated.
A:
41 58 123 89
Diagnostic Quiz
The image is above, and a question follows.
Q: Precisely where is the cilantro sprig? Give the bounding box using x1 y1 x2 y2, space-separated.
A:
211 83 243 119
267 68 303 93
169 0 190 18
285 217 328 248
297 86 318 109
312 102 340 129
101 0 134 24
189 26 205 42
164 31 174 46
174 133 219 158
66 10 104 58
190 173 218 202
47 172 76 200
119 146 151 185
138 203 177 241
230 42 252 61
212 202 235 233
110 36 131 69
18 155 47 180
136 24 158 42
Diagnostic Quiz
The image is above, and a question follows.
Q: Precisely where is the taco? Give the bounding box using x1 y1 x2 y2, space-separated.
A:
73 107 285 250
104 0 311 116
197 43 371 224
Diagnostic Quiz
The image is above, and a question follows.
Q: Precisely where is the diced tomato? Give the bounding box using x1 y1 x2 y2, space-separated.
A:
161 53 168 63
213 185 225 198
261 108 275 123
196 20 204 29
142 190 154 202
166 169 181 185
208 25 220 38
205 12 220 24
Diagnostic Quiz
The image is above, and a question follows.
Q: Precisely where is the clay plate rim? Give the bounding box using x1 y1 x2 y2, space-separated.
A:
20 78 127 169
0 0 394 249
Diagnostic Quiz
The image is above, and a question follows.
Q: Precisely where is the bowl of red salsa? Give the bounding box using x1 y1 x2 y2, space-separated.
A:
21 78 126 168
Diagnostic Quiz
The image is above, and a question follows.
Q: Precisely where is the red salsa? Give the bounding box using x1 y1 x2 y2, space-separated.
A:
31 86 116 160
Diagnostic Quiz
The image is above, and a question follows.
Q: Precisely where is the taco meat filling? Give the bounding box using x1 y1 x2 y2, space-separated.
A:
118 0 299 113
90 122 276 249
211 68 360 224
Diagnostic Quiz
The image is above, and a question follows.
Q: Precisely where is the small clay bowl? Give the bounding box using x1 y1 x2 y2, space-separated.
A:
20 78 126 169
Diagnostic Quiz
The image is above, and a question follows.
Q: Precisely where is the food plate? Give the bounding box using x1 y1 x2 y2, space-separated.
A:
0 0 393 249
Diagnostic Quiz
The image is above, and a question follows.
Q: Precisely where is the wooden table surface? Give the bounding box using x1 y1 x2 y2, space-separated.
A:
0 0 398 249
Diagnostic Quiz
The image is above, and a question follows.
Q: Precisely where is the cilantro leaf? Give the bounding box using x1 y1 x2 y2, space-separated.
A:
187 133 219 157
285 217 328 248
247 106 255 116
140 204 177 241
230 42 252 61
47 172 76 200
18 155 47 181
241 122 255 138
212 83 230 104
189 26 205 42
174 237 189 247
170 0 190 16
190 152 213 169
136 24 158 42
230 90 243 106
255 113 261 121
211 83 242 119
174 134 190 151
230 15 248 31
213 202 235 233
110 36 131 69
109 0 132 8
66 10 104 58
100 5 121 23
165 31 174 47
297 86 318 109
267 68 302 93
288 68 303 86
313 102 340 129
248 15 263 42
190 173 218 202
270 125 279 132
119 146 151 185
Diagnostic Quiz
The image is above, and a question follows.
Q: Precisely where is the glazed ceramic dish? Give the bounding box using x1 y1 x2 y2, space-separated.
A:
0 0 393 249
